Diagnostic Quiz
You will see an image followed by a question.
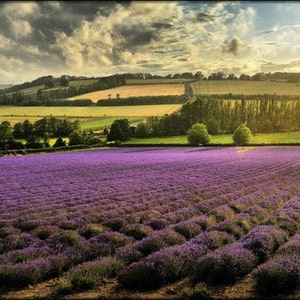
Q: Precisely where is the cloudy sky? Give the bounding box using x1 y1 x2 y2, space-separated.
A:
0 1 300 84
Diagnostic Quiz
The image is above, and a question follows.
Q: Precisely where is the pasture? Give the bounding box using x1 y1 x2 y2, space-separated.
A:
67 84 185 102
0 146 300 299
191 80 300 95
125 131 300 145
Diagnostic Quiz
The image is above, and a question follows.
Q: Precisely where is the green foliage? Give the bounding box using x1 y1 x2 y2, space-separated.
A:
79 224 103 239
68 131 82 146
107 119 132 142
135 122 150 138
232 123 252 145
68 130 101 146
53 137 66 148
60 76 69 87
206 118 220 135
187 123 210 146
187 283 211 300
54 257 125 295
0 121 13 150
25 135 44 149
96 95 187 106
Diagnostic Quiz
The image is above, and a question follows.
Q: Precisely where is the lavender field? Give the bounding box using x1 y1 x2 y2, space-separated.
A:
1 146 300 298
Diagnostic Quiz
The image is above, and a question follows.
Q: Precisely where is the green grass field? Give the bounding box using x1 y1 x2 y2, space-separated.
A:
80 117 144 131
191 80 300 95
124 131 300 145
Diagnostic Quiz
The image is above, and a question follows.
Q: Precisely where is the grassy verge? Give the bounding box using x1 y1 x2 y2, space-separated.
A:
123 132 300 146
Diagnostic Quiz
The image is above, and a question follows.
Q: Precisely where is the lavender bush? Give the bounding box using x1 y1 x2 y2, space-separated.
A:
252 257 300 295
0 146 299 294
192 243 257 285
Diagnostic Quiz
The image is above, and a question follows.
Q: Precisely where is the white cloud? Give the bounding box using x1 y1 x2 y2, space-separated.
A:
2 1 39 17
232 7 256 37
0 34 13 50
10 20 33 38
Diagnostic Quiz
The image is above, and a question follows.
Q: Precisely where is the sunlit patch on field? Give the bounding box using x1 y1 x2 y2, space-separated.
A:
236 147 257 153
67 84 185 102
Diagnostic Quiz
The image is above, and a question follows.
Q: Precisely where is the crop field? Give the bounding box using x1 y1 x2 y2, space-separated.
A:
125 78 191 85
67 84 185 102
0 146 300 299
0 105 181 126
191 80 300 95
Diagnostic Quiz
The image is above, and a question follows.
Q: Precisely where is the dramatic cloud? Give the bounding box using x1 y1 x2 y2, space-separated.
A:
224 38 240 55
0 1 299 84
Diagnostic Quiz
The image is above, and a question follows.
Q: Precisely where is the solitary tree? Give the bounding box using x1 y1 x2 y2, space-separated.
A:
0 121 13 150
232 123 252 145
187 123 210 146
135 122 150 138
107 119 132 142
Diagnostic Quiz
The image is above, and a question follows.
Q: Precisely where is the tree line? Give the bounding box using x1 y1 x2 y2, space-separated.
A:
0 74 126 106
1 71 299 106
0 117 101 151
113 95 299 139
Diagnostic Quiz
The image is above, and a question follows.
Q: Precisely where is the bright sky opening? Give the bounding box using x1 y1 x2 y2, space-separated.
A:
0 1 299 84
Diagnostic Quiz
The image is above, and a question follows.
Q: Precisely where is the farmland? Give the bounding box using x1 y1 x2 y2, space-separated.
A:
67 84 185 102
0 146 300 299
191 80 300 95
125 78 191 85
0 105 181 127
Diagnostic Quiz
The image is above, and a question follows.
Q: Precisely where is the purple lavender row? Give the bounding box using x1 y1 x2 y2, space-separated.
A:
250 195 300 295
0 147 300 292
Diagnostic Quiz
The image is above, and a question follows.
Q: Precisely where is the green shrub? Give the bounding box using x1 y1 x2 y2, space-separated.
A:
232 123 252 145
79 224 103 239
187 123 210 146
55 257 125 294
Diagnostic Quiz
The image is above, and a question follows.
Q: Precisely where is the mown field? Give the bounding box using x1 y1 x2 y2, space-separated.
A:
0 105 181 127
0 146 300 299
67 84 185 102
191 80 300 95
125 78 191 85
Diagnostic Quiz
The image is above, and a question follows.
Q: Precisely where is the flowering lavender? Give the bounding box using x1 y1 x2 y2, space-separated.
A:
192 243 258 285
0 146 299 293
240 225 287 263
252 256 300 295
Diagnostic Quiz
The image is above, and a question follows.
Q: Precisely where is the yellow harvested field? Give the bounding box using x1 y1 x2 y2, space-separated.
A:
0 105 182 125
67 84 185 102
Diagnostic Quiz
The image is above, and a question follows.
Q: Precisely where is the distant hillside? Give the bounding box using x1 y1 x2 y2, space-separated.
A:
1 71 300 106
0 84 13 90
191 80 300 96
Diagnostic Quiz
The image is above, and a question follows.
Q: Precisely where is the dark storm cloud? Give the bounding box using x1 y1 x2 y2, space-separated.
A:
0 1 132 69
196 12 215 22
116 24 156 48
0 1 127 47
224 38 239 55
152 22 173 29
